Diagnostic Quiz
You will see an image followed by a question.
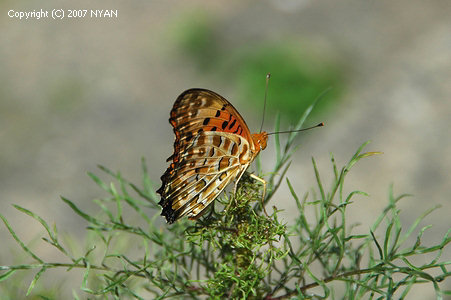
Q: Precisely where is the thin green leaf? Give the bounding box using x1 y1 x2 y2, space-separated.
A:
384 221 394 260
110 182 122 222
371 230 384 260
26 267 47 296
399 205 441 245
345 190 369 203
0 214 43 263
13 205 54 242
61 197 104 226
87 172 111 193
0 269 16 281
81 262 93 293
312 157 326 201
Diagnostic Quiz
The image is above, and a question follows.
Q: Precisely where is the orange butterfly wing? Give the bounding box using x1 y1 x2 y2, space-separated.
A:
168 89 254 161
157 89 257 223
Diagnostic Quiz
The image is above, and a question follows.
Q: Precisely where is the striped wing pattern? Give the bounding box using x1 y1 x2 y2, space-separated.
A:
157 89 257 224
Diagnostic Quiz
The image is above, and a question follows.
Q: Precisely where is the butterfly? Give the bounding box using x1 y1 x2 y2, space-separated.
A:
157 89 269 224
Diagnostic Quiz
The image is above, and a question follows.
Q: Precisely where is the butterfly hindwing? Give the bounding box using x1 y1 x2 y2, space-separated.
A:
158 131 252 223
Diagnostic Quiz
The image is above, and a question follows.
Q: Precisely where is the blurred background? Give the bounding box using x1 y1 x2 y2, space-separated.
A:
1 0 450 298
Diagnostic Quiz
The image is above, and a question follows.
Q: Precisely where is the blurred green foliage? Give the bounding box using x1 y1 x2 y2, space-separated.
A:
231 44 343 123
171 11 219 69
171 10 345 123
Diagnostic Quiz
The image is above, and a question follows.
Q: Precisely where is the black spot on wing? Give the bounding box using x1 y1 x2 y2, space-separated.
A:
228 119 236 129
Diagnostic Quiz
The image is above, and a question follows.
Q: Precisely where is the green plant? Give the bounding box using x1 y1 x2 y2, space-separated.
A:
1 102 451 299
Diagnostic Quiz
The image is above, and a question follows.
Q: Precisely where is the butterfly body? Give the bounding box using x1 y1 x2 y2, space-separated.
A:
157 89 268 224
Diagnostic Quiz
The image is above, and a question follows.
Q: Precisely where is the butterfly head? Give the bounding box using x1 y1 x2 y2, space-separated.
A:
251 132 268 152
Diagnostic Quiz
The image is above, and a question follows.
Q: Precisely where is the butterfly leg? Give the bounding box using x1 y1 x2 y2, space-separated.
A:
231 166 249 197
249 173 269 218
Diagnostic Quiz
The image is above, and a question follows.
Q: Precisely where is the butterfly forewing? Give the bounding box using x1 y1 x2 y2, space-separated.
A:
157 89 262 224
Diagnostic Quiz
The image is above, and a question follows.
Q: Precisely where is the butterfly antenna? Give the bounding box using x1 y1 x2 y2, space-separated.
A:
267 122 325 135
259 73 271 133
